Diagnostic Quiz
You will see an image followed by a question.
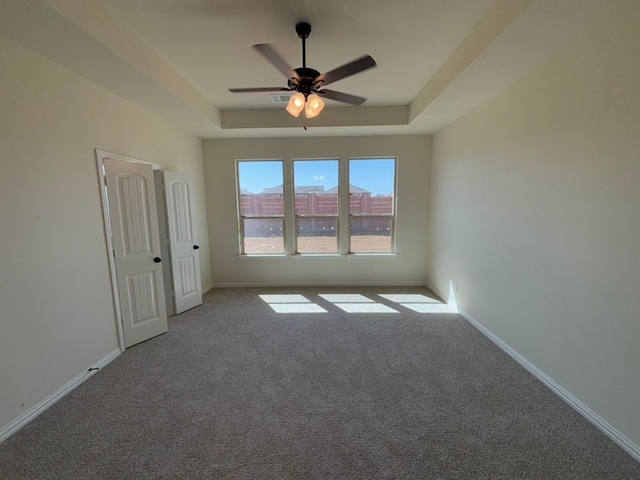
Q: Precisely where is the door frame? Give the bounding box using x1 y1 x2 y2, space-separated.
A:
96 149 165 352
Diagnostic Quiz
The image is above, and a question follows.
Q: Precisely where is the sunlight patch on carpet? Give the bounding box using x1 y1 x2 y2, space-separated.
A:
268 303 327 313
334 303 399 313
319 294 374 303
378 294 439 303
260 294 310 303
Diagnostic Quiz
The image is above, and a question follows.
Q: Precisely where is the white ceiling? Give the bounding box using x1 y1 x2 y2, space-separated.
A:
99 0 495 108
0 0 613 138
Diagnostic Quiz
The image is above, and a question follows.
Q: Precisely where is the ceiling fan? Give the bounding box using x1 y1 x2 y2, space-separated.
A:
228 22 376 118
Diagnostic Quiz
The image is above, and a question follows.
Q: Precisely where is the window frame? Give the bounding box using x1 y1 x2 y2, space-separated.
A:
236 159 286 256
347 157 397 254
292 158 340 255
235 156 398 257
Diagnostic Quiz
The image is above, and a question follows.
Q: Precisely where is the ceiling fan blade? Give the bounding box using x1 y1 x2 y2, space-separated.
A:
316 89 367 105
316 55 376 87
229 87 294 93
252 44 301 83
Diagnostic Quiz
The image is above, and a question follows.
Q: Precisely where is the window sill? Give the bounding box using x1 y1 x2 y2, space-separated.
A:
346 252 397 257
236 254 288 259
237 252 397 259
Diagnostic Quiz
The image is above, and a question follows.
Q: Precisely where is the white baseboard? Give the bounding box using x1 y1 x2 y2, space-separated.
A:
210 281 427 288
201 283 214 294
0 348 121 444
426 282 640 463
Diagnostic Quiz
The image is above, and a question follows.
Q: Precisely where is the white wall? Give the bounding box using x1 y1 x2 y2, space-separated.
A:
0 34 211 433
427 3 640 450
203 135 431 286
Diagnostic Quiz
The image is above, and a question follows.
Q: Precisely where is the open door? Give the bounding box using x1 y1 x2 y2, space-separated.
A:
104 158 168 347
164 171 203 313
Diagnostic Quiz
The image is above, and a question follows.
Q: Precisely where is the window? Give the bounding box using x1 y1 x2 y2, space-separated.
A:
236 160 284 254
349 159 396 253
236 157 397 256
293 159 339 254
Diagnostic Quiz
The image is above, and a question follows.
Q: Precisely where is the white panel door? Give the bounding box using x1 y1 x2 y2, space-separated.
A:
104 159 168 347
164 171 202 313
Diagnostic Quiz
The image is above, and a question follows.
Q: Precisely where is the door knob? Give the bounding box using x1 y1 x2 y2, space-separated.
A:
154 257 162 263
193 245 200 250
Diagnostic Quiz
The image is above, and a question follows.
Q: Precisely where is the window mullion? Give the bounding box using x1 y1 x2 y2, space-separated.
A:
239 216 246 255
339 157 349 254
282 158 295 255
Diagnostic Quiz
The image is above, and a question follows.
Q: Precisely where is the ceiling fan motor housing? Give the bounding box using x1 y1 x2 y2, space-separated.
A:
289 67 321 94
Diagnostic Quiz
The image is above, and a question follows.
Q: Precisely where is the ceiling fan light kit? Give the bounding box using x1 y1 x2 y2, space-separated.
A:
304 93 324 118
285 92 305 117
229 22 376 124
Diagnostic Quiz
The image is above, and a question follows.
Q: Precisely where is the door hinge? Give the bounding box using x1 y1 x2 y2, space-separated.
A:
112 249 116 259
103 175 108 186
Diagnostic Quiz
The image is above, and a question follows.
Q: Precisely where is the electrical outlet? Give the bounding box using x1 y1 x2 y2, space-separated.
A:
453 282 459 293
372 265 378 273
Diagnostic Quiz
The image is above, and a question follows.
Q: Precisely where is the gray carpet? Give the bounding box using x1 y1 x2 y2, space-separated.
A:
1 286 638 479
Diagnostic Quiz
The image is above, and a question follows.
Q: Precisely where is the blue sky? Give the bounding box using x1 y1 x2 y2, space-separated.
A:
238 159 395 195
294 160 338 191
349 159 395 195
238 161 282 193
